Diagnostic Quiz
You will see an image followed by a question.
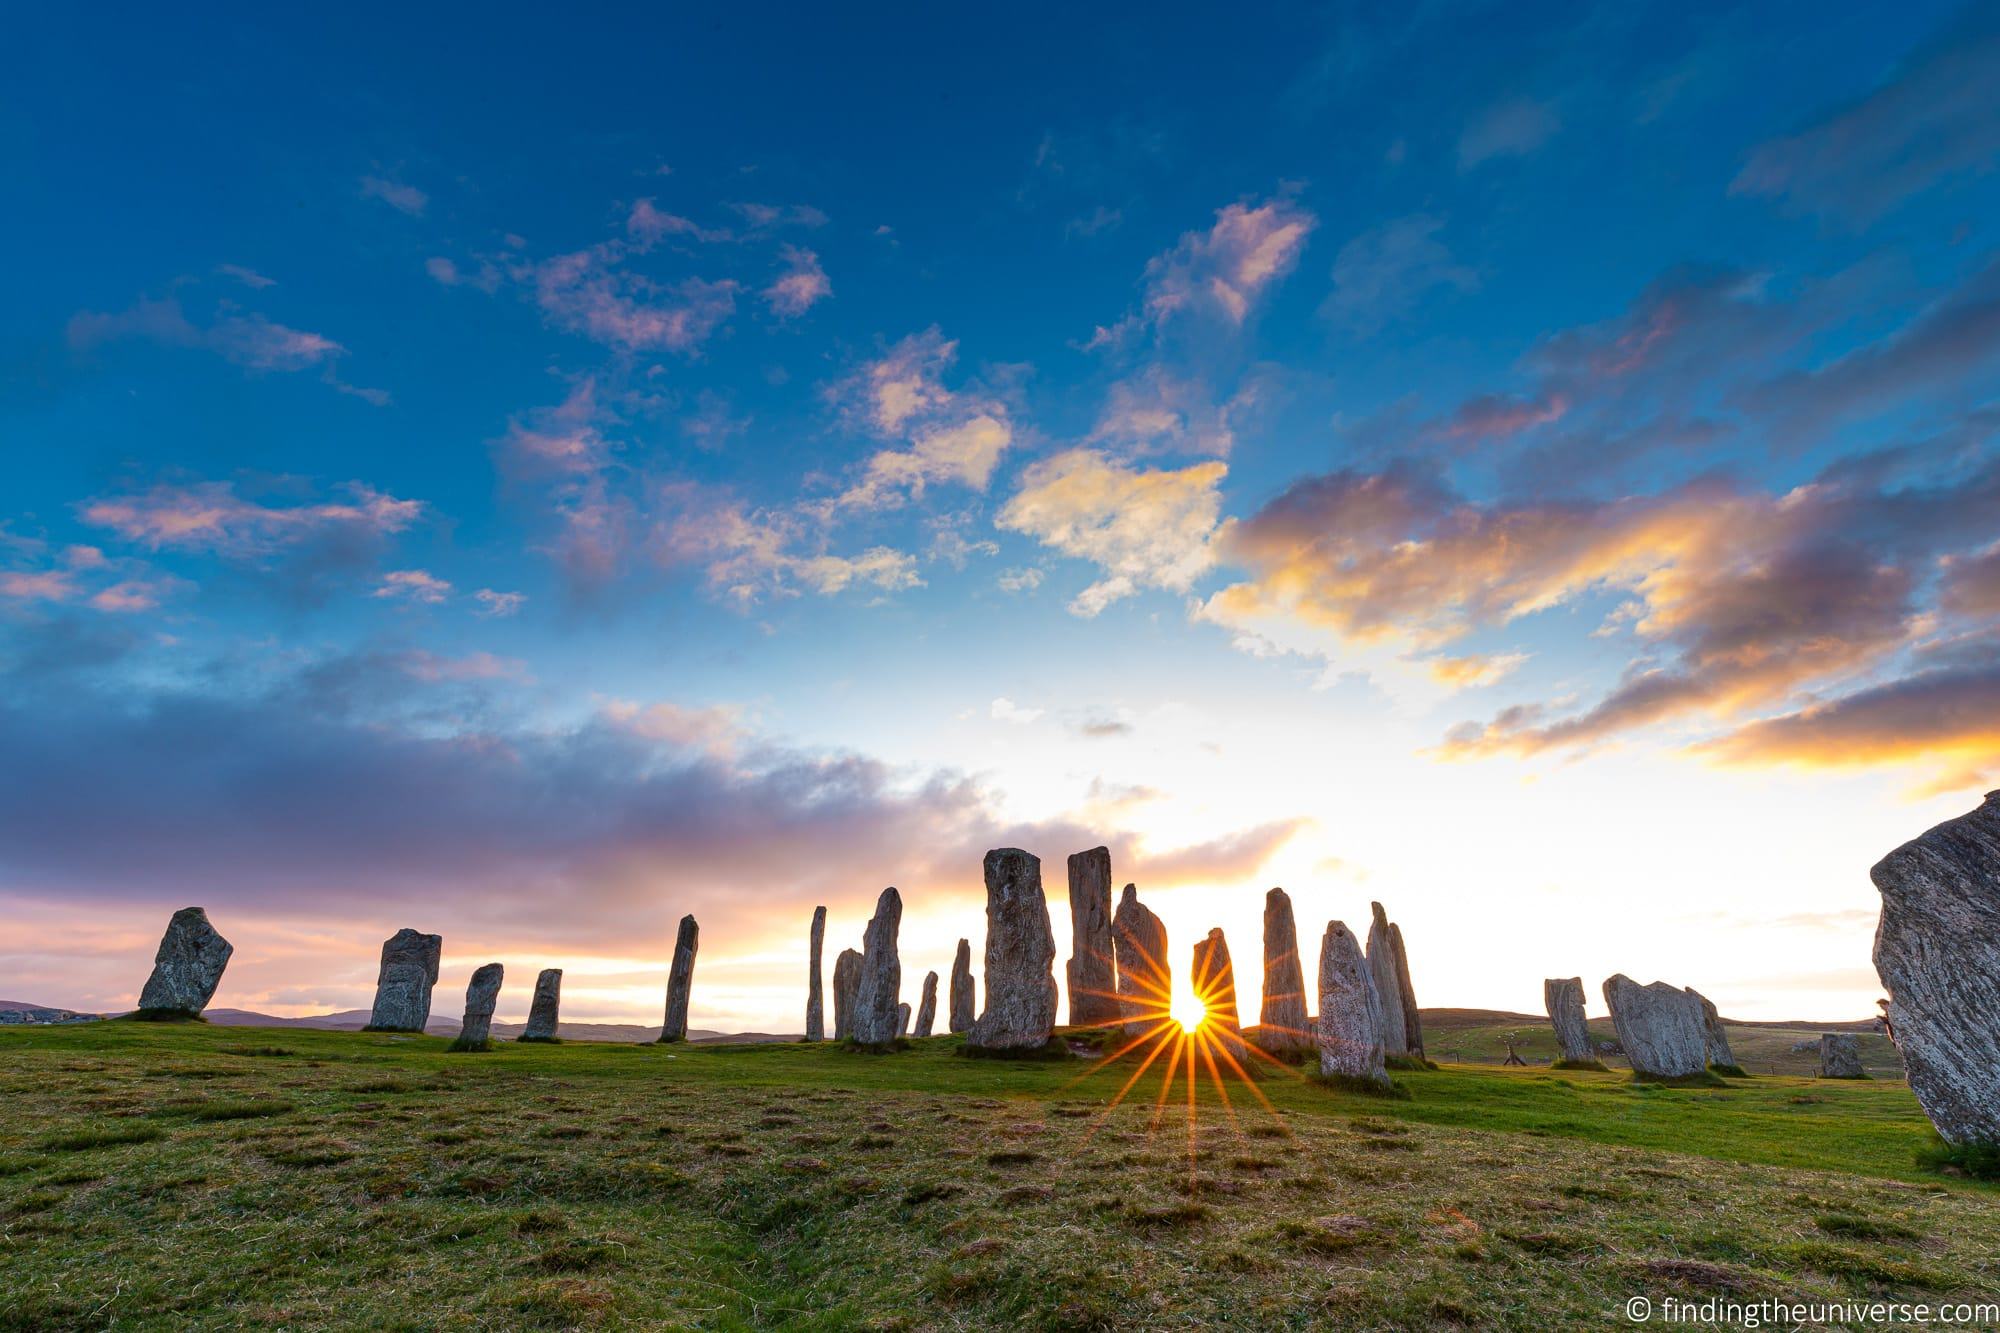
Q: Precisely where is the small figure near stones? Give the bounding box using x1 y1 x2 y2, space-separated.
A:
450 963 504 1052
1065 846 1119 1025
968 848 1059 1051
1544 977 1598 1067
135 906 233 1020
1602 974 1707 1079
1259 888 1311 1057
1112 883 1170 1037
659 915 699 1043
520 968 563 1042
365 928 443 1033
1820 1032 1865 1079
948 939 975 1033
806 905 827 1042
851 887 904 1046
833 948 863 1041
1316 920 1388 1087
914 970 939 1037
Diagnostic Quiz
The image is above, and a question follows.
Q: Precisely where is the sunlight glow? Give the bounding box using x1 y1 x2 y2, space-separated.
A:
1170 985 1207 1034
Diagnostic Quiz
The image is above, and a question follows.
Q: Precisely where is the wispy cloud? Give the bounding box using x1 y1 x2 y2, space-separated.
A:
1322 214 1478 336
371 569 452 605
762 245 831 318
1457 96 1560 169
82 480 422 557
359 175 428 216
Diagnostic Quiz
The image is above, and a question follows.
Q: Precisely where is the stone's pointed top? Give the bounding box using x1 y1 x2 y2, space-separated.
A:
1266 886 1289 905
1370 901 1389 926
1119 883 1139 906
875 886 902 910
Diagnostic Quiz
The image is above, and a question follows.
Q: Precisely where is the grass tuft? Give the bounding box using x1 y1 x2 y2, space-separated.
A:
1307 1071 1411 1099
1551 1058 1610 1072
1915 1134 2000 1181
37 1124 165 1152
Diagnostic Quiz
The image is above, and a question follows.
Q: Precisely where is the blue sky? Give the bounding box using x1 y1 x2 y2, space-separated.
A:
5 3 1999 1029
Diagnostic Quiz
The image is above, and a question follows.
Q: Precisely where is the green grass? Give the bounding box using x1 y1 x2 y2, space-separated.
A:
0 1020 1994 1330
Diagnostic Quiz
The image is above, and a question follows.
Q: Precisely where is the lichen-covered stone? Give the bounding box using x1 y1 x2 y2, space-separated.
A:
1871 792 2000 1144
1685 988 1740 1071
832 948 863 1041
1366 903 1409 1058
1316 920 1387 1086
1112 884 1170 1037
948 939 974 1033
1602 974 1707 1078
1065 846 1119 1025
852 887 903 1046
659 915 699 1043
450 963 504 1052
1544 977 1593 1063
136 907 232 1017
1820 1033 1865 1079
968 848 1058 1050
914 970 939 1037
521 968 562 1041
806 905 827 1042
1390 922 1424 1059
365 928 442 1032
1258 888 1311 1055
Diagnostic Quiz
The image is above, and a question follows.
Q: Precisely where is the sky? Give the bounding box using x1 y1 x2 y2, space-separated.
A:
5 3 2000 1031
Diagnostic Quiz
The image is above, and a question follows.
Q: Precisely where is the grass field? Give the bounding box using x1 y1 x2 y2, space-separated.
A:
2 1020 1995 1330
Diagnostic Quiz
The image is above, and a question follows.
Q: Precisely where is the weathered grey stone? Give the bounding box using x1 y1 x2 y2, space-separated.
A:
136 907 233 1017
659 915 699 1043
1065 846 1119 1025
365 928 442 1032
948 939 975 1033
1366 903 1409 1058
852 887 903 1046
1820 1033 1865 1079
450 963 504 1052
521 968 562 1041
1602 974 1707 1078
1871 792 2000 1144
1544 977 1594 1063
969 848 1058 1050
1390 922 1424 1059
1685 988 1740 1071
915 970 939 1037
1258 888 1311 1054
832 948 863 1040
1112 883 1170 1037
897 1002 911 1036
805 905 827 1042
1316 920 1387 1086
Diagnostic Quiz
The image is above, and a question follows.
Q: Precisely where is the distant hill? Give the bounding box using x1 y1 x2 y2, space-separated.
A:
0 1001 102 1026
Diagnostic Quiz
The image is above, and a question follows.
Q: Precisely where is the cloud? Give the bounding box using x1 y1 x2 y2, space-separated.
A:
835 327 961 435
763 245 831 318
997 567 1042 593
1940 542 2000 618
1457 97 1560 168
656 486 923 605
727 202 829 231
829 329 1015 511
531 247 738 354
1088 367 1251 458
838 414 1011 511
371 569 451 605
1132 195 1316 331
1322 214 1478 335
360 175 428 216
1130 818 1308 887
69 298 346 374
626 199 731 247
82 480 423 558
989 697 1043 725
1731 7 2000 224
217 264 275 289
997 449 1228 616
472 589 527 618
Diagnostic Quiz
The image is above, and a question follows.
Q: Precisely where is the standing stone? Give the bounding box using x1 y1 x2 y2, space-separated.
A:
1191 927 1248 1060
1316 920 1388 1086
1872 792 2000 1145
832 949 863 1040
1602 975 1708 1078
1390 922 1424 1059
1065 846 1119 1025
1366 903 1410 1058
136 907 233 1018
914 970 939 1037
1820 1033 1865 1079
365 928 443 1032
521 968 563 1042
805 905 827 1042
968 848 1059 1050
1544 977 1594 1064
1259 888 1310 1054
659 915 699 1043
1685 988 1742 1073
1112 884 1170 1036
851 887 904 1046
897 1002 911 1036
948 939 975 1033
449 963 504 1052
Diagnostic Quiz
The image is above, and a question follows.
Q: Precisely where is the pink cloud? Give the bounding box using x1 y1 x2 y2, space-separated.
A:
371 569 452 605
82 481 423 556
763 245 831 318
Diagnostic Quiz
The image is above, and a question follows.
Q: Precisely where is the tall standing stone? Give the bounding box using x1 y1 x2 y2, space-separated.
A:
948 939 975 1033
1065 846 1118 1025
1685 988 1741 1072
897 1002 911 1036
1871 791 2000 1145
832 948 863 1040
1316 920 1387 1086
136 907 233 1018
365 928 443 1032
1544 977 1594 1064
915 970 939 1037
450 963 504 1052
659 914 699 1043
1820 1033 1865 1079
1192 927 1248 1059
1366 903 1410 1058
805 905 827 1042
1602 975 1707 1078
852 887 904 1046
968 848 1058 1051
1112 884 1170 1036
1259 888 1310 1054
521 968 563 1042
1390 922 1424 1059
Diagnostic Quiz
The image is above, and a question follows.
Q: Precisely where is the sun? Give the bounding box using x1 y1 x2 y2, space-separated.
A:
1170 989 1207 1034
